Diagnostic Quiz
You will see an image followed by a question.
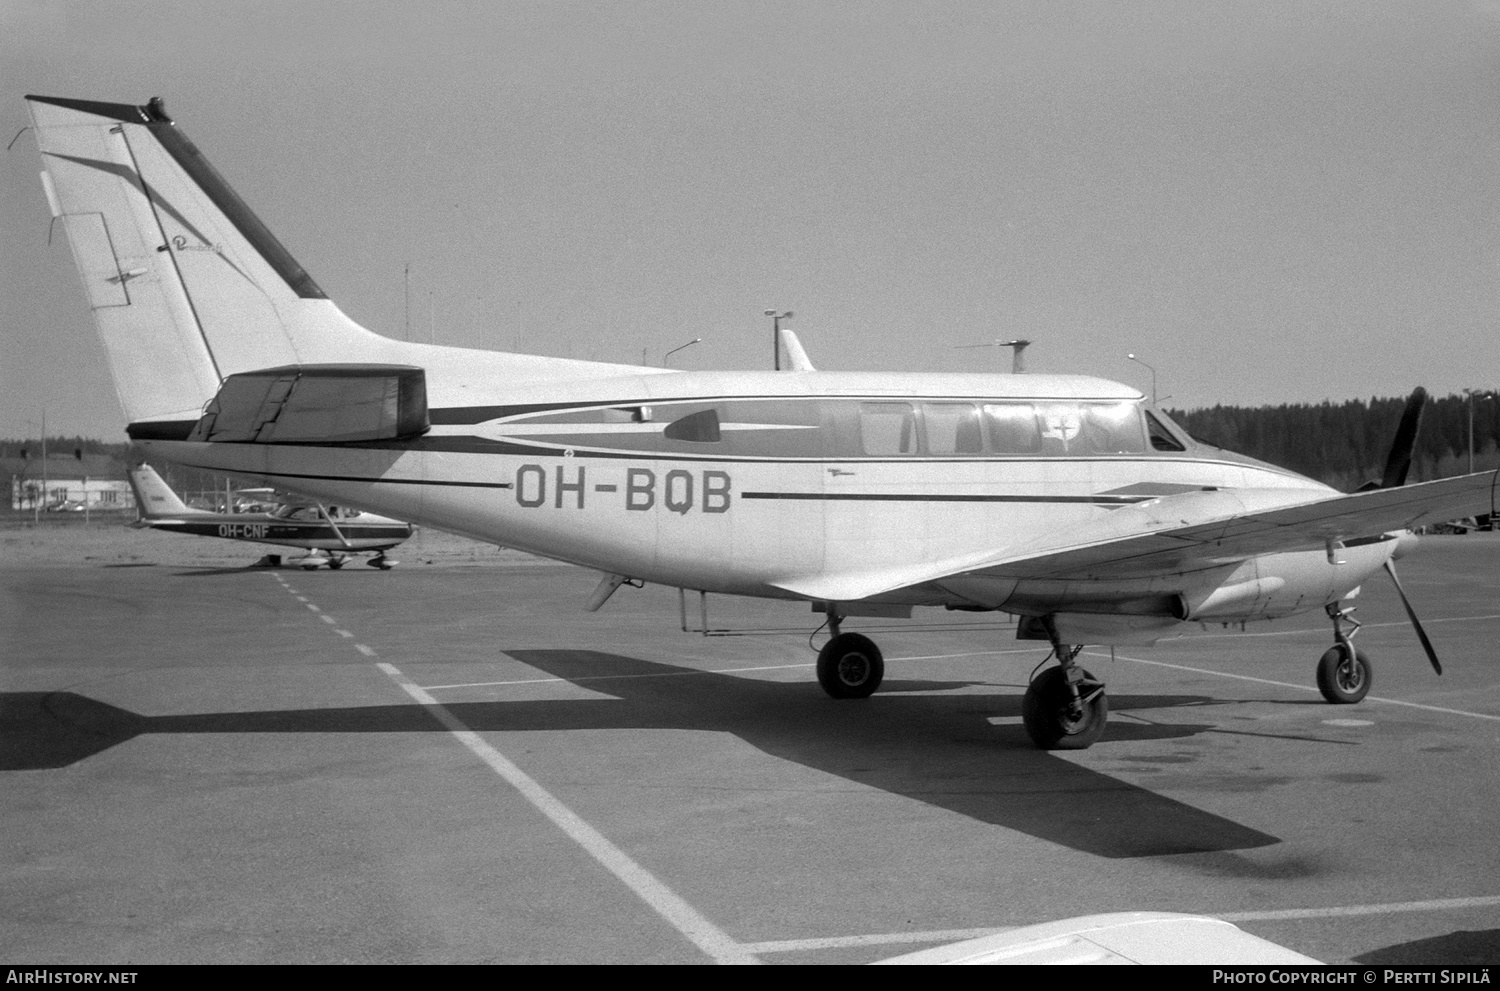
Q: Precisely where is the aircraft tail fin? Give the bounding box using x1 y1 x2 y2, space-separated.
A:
26 97 228 427
26 95 663 438
779 328 816 371
127 464 204 519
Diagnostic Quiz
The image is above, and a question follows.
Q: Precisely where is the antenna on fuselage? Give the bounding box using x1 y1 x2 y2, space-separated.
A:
955 338 1031 373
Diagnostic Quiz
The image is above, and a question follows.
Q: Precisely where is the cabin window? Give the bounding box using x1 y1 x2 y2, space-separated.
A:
922 403 983 455
982 404 1043 453
1145 410 1187 452
1081 402 1147 454
1035 404 1088 454
859 403 917 455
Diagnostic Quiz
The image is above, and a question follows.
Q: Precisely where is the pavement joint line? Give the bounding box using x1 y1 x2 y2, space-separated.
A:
740 895 1500 954
1097 652 1500 722
375 660 758 966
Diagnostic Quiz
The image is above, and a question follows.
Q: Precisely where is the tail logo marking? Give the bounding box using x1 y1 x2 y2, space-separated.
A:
171 234 218 253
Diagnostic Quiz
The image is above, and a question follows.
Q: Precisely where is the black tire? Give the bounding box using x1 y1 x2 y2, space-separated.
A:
327 558 345 570
1316 644 1372 704
1021 665 1108 750
816 633 885 699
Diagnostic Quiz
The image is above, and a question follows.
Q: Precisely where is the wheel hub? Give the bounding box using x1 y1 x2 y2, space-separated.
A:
838 653 869 686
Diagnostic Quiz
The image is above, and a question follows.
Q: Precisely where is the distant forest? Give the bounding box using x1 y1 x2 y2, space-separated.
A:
3 392 1498 494
1165 393 1500 492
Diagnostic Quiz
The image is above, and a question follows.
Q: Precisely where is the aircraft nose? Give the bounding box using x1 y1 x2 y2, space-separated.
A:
1392 530 1420 560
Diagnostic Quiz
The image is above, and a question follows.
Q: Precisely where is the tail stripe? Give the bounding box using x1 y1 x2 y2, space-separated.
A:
145 113 326 299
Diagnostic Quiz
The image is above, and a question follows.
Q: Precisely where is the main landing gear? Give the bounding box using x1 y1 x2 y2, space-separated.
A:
1316 602 1373 704
1021 624 1108 750
815 609 885 699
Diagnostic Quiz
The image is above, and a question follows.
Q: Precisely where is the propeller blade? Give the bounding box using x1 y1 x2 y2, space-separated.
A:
1383 558 1442 675
1379 387 1428 489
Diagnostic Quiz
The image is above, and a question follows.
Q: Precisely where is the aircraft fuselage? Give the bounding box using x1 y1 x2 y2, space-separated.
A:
139 370 1386 640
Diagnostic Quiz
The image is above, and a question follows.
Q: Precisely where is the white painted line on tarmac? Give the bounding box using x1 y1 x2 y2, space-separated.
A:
1181 614 1500 641
1219 894 1500 922
1097 652 1500 722
423 665 810 691
889 648 1041 662
319 614 337 625
423 651 1040 692
279 581 755 963
376 660 758 965
335 629 354 638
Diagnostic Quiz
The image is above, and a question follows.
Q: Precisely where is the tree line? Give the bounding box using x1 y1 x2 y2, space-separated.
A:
1166 392 1500 492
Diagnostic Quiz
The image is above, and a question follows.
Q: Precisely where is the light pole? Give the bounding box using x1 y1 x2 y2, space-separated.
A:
1126 353 1157 405
664 338 702 366
1464 388 1495 474
764 310 793 371
22 411 46 521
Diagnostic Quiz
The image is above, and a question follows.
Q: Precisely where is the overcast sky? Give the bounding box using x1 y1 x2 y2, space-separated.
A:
4 1 1499 439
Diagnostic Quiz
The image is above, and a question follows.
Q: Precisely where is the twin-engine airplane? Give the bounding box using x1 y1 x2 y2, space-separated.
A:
127 463 411 569
25 95 1500 749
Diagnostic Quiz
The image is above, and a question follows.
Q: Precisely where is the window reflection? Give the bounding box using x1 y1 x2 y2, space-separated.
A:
859 403 917 455
922 403 983 455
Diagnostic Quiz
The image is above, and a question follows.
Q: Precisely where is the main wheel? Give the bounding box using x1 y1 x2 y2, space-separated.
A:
816 633 885 699
1021 666 1108 750
1316 644 1372 704
327 557 345 570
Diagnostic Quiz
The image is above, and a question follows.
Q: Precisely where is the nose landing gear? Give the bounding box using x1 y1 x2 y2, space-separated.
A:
1317 602 1373 704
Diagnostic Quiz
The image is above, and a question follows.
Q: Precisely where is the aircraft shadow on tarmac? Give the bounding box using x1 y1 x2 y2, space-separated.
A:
1354 929 1500 965
2 648 1289 858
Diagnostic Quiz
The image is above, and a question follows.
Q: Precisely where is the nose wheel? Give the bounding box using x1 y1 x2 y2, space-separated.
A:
1318 603 1373 704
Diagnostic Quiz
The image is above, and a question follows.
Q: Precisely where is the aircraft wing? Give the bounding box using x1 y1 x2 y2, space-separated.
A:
771 470 1499 602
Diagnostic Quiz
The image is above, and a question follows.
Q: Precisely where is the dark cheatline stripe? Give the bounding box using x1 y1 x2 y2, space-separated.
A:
144 104 328 299
173 523 408 540
175 466 511 489
1344 534 1397 548
740 492 1149 504
127 420 198 441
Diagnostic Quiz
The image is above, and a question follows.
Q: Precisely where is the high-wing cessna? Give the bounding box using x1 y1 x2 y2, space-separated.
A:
26 95 1499 749
127 463 411 569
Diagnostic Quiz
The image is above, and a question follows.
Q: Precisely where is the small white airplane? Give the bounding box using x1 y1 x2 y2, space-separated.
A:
127 463 412 569
25 95 1498 749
